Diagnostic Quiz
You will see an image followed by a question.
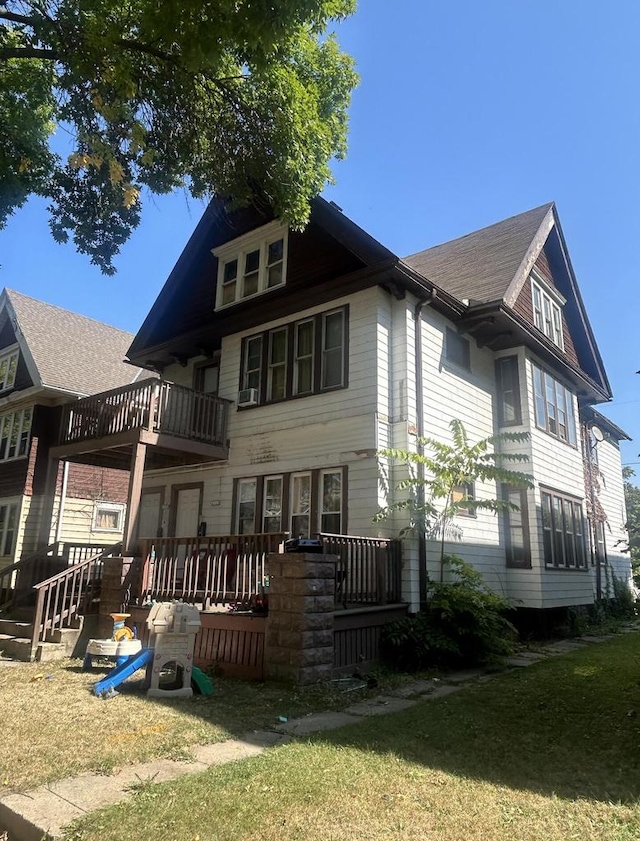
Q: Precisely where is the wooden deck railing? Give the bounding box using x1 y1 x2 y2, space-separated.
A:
319 533 403 607
30 543 122 655
0 541 118 613
140 533 287 607
60 378 231 448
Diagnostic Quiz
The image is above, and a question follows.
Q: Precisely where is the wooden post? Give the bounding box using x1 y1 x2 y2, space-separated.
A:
36 456 61 550
123 442 147 555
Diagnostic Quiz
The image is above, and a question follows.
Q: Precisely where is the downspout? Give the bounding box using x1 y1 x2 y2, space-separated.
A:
414 289 437 609
54 461 69 546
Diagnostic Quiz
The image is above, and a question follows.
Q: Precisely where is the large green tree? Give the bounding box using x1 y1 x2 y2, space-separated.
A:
0 0 357 273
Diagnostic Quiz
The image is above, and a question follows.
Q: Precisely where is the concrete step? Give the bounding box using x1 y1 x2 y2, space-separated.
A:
0 634 33 660
35 641 69 663
47 625 83 656
0 618 34 638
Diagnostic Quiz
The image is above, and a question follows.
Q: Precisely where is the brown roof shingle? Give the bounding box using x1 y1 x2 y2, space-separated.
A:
403 203 554 303
6 289 143 396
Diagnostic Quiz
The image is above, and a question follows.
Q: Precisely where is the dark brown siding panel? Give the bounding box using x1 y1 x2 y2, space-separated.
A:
0 317 16 348
533 249 555 287
0 458 29 497
512 261 579 367
13 356 34 391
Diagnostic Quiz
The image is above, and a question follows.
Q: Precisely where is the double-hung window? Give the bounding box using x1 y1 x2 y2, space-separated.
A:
451 483 475 517
214 223 288 309
0 406 32 461
234 468 346 537
531 273 564 349
0 501 18 556
532 363 576 445
239 306 348 406
502 485 530 568
541 489 587 569
495 356 522 426
0 347 18 392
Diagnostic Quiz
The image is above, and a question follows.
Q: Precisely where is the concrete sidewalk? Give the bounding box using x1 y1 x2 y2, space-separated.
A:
0 630 632 841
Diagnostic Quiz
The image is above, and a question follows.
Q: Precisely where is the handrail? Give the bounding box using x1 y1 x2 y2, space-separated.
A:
319 533 402 607
140 533 287 607
30 542 122 657
59 379 231 449
0 542 60 611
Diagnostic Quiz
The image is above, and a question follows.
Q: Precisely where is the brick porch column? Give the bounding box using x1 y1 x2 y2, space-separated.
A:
264 552 336 685
98 556 141 638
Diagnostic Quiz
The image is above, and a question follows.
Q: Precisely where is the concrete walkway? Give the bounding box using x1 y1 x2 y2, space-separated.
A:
0 629 633 841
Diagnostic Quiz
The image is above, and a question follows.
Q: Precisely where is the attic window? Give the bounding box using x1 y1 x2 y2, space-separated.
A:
0 346 19 392
530 272 564 350
213 222 288 310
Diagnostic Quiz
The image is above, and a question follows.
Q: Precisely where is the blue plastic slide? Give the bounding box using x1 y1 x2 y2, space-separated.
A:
94 648 154 698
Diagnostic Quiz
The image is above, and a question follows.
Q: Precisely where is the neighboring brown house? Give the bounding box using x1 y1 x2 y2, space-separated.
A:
0 289 142 569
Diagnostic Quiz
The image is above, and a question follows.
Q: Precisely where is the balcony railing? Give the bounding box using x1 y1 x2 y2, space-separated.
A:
60 378 231 448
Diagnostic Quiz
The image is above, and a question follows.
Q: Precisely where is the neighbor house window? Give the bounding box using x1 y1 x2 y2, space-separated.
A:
214 223 288 309
495 356 522 426
0 346 18 392
531 274 564 349
0 406 32 462
0 501 18 556
233 468 346 537
541 489 587 570
93 502 125 532
239 306 348 405
445 328 470 370
452 483 475 517
502 486 530 568
532 363 576 445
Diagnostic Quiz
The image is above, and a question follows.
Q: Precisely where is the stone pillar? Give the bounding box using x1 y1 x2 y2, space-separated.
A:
265 552 336 685
98 556 141 638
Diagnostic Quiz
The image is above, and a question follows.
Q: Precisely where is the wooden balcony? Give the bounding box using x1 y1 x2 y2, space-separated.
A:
50 378 231 470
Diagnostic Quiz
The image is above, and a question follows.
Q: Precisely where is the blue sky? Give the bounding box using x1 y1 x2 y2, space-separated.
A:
1 0 639 464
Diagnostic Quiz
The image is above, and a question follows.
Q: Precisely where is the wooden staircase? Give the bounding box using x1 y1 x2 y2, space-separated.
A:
0 541 122 662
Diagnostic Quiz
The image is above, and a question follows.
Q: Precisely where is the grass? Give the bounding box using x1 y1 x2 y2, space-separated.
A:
0 657 395 794
62 632 640 841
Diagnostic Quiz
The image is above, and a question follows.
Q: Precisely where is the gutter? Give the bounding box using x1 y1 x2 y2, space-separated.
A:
414 288 438 609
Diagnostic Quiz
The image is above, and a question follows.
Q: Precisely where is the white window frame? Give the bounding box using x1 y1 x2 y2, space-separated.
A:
0 499 19 557
0 345 19 392
262 475 283 534
0 406 32 462
92 502 125 533
213 222 288 310
530 272 565 349
319 469 343 534
532 362 577 446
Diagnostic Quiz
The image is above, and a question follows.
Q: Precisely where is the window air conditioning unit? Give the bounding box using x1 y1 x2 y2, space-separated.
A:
238 388 259 407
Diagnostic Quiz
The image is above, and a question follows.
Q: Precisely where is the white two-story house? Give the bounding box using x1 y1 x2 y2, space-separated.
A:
53 199 631 619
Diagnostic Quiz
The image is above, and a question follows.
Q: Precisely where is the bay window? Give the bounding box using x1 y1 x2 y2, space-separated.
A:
532 363 576 445
541 489 587 569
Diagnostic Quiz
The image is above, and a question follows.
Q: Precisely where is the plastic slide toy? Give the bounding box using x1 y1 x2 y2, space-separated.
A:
191 667 214 695
94 648 154 698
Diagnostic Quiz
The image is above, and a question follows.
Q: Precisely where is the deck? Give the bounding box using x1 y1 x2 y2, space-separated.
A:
50 378 231 469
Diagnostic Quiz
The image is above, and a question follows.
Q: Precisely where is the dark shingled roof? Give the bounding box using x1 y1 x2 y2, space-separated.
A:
403 203 554 303
6 289 143 396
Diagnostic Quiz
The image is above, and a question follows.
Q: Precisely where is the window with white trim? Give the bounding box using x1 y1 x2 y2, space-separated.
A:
0 406 32 462
451 482 475 517
214 223 287 309
92 502 125 532
263 476 283 533
541 489 587 569
0 346 18 392
320 470 342 533
0 501 18 556
291 473 312 538
531 274 564 349
237 478 257 535
532 363 576 445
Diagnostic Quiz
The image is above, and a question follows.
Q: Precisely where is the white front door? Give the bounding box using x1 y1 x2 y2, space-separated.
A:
174 487 201 537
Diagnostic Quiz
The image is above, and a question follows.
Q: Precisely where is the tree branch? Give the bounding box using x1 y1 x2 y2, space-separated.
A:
0 9 40 26
0 45 58 60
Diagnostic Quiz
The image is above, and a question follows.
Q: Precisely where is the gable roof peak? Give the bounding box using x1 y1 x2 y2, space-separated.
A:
403 202 555 305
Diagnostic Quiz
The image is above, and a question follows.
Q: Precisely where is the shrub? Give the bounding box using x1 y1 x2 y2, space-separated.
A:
381 556 518 671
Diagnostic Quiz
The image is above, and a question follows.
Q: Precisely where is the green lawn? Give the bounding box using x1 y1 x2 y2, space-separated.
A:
64 632 640 841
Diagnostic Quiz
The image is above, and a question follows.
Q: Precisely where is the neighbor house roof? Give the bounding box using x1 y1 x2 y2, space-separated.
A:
403 203 554 303
4 289 143 396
